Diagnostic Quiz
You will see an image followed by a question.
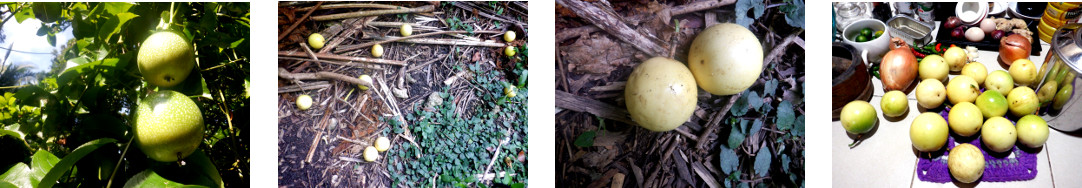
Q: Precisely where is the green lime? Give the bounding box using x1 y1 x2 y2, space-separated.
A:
874 30 884 38
856 35 868 42
861 28 873 37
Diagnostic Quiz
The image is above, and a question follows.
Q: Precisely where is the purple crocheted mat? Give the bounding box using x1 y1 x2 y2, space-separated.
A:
916 105 1039 183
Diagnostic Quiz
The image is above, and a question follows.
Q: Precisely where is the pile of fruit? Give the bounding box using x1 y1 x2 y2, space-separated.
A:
840 42 1071 183
851 27 884 42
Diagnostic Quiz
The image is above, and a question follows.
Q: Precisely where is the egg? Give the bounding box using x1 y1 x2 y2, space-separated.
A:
965 27 985 42
980 18 996 34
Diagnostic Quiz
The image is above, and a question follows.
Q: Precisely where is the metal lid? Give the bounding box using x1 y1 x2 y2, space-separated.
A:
1052 23 1082 75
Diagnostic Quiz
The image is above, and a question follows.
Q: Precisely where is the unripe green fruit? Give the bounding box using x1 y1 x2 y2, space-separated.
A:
309 33 325 50
134 90 204 162
138 31 195 87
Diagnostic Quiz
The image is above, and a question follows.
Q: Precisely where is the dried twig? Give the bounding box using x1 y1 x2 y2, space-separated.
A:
295 3 405 11
279 51 407 66
554 90 634 125
335 30 502 53
380 37 506 48
555 0 668 57
279 2 323 41
278 68 375 89
695 92 742 149
278 81 333 93
312 5 435 21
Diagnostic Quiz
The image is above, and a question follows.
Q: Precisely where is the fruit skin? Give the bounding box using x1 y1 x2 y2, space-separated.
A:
1037 81 1058 105
881 90 908 117
947 75 981 105
1053 85 1073 110
625 57 698 132
919 55 949 82
1008 86 1039 116
985 70 1015 95
504 31 516 42
1016 115 1050 148
138 31 195 87
948 102 983 136
841 100 877 134
308 33 325 50
134 90 204 162
375 137 391 152
357 75 373 91
504 86 517 98
372 44 384 58
949 143 985 183
915 79 947 109
976 90 1008 118
910 112 949 152
944 46 968 72
981 116 1017 153
505 46 516 57
962 62 988 85
400 24 412 37
296 94 313 110
363 146 379 162
687 23 763 95
1010 59 1038 86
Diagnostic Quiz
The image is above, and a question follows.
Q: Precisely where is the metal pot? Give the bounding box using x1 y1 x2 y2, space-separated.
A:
1038 23 1082 131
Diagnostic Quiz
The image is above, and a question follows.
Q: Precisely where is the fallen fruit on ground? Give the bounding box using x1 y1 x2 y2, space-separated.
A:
375 137 391 152
364 146 379 162
841 100 877 135
309 33 325 50
297 94 313 110
372 44 384 58
1016 115 1049 148
982 116 1017 153
949 143 985 183
625 57 697 132
504 85 517 98
505 46 515 57
358 75 372 91
400 24 412 37
134 90 204 162
504 30 516 42
138 31 195 87
687 23 762 95
910 112 949 152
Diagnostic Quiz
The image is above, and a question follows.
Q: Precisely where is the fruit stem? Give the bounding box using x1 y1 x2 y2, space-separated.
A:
848 135 863 148
106 137 135 188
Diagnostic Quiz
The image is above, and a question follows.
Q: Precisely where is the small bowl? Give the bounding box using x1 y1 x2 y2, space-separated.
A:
1009 2 1045 20
841 19 891 63
956 2 989 26
988 2 1007 16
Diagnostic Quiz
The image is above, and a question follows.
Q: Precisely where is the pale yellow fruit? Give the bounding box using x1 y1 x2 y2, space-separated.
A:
881 90 908 117
358 75 373 91
915 79 947 109
946 75 981 105
1016 115 1049 148
625 57 698 132
948 102 983 137
372 44 384 58
504 31 516 42
1007 86 1039 116
949 143 985 183
918 55 949 82
962 62 988 85
308 33 325 50
375 137 391 152
504 86 517 98
1010 59 1038 86
363 146 379 162
910 112 949 152
981 116 1017 153
400 24 413 37
687 23 763 95
134 90 204 162
505 46 516 57
297 94 313 110
985 70 1015 95
944 46 968 72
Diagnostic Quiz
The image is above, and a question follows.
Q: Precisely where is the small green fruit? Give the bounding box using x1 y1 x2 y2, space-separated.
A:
308 33 325 50
134 90 204 162
372 44 384 58
358 75 373 91
1053 85 1073 110
880 90 908 117
504 31 516 42
297 94 313 110
840 100 877 134
138 31 195 87
400 24 413 37
1037 81 1059 105
976 90 1008 119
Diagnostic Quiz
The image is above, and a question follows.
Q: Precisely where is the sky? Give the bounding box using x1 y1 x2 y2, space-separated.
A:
0 14 75 72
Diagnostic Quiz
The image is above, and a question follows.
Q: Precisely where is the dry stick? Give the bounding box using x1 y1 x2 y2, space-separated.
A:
312 5 435 21
478 132 510 187
555 0 668 57
762 32 804 73
695 92 743 150
334 30 502 53
278 68 375 89
554 0 735 42
450 2 525 26
279 57 386 70
306 109 332 163
280 51 407 66
295 3 405 11
386 37 506 48
279 1 323 41
554 90 634 125
369 21 438 30
278 81 332 93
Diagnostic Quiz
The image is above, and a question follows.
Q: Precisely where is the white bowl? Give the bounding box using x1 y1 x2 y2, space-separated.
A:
988 2 1007 16
956 2 989 26
842 19 891 64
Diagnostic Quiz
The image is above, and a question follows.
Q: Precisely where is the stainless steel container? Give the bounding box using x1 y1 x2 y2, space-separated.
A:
1038 23 1082 132
886 16 933 46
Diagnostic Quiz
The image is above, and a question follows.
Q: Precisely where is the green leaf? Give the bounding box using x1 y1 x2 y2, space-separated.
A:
123 150 223 188
101 2 133 14
735 0 765 27
727 127 744 149
747 91 762 110
718 146 739 174
792 115 804 137
749 120 763 136
783 0 805 29
730 92 750 116
0 163 34 188
764 79 778 96
30 150 61 182
13 8 33 23
97 12 137 43
776 101 795 131
753 146 772 177
780 154 791 173
573 131 595 148
38 138 117 188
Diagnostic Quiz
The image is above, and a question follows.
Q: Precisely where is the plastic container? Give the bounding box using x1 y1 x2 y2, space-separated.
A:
1037 23 1082 132
1044 2 1082 22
